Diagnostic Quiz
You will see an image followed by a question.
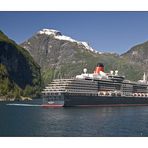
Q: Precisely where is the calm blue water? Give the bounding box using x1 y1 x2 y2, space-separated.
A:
1 99 148 137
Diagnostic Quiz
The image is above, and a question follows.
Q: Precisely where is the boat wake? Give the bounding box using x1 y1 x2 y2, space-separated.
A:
6 103 42 107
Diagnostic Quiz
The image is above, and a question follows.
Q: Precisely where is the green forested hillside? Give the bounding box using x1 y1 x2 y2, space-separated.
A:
0 31 41 100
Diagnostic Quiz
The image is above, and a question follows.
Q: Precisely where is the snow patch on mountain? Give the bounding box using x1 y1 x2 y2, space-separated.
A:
80 42 96 53
37 28 99 53
55 35 76 43
38 29 61 36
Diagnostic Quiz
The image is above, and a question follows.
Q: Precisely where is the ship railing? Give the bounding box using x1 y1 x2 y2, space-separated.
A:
48 84 98 88
42 91 98 96
52 79 75 81
43 87 98 92
48 83 98 87
46 85 98 88
49 82 98 86
51 79 98 83
65 89 97 93
44 86 98 91
43 89 65 92
45 86 67 89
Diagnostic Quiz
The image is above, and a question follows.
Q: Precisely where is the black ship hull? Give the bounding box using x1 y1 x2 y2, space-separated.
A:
63 94 148 107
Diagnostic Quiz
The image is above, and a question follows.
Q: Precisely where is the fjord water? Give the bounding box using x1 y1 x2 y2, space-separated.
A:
1 99 148 137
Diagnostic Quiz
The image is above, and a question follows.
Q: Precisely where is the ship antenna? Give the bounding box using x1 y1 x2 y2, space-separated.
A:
53 68 59 79
59 67 62 79
143 72 146 82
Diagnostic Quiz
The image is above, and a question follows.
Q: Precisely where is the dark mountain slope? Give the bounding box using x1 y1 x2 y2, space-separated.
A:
0 31 41 99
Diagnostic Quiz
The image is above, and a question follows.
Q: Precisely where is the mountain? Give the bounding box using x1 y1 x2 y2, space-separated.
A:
0 30 41 100
122 41 148 64
121 41 148 75
21 29 99 70
21 28 145 84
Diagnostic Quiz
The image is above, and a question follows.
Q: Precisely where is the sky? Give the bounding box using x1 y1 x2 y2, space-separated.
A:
0 12 148 54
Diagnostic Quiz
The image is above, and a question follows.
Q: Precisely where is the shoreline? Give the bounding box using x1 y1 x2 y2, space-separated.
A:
0 96 32 101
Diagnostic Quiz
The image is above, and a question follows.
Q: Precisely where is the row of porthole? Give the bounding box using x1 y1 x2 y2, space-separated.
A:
133 93 148 97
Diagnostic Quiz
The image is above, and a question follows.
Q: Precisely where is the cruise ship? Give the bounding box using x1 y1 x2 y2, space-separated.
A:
42 63 148 107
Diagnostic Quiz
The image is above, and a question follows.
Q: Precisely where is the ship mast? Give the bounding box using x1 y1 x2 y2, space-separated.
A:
143 72 147 83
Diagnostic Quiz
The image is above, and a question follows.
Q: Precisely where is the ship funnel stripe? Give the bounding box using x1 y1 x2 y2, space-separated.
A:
97 63 104 67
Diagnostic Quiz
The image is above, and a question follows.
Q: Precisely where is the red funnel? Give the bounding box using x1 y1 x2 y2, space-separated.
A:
94 63 104 74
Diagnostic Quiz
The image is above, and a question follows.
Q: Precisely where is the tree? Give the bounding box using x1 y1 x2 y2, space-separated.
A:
23 85 34 97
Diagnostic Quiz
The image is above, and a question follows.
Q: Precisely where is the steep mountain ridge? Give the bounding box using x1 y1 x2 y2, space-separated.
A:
0 30 41 99
121 41 148 76
122 41 148 64
21 29 101 70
